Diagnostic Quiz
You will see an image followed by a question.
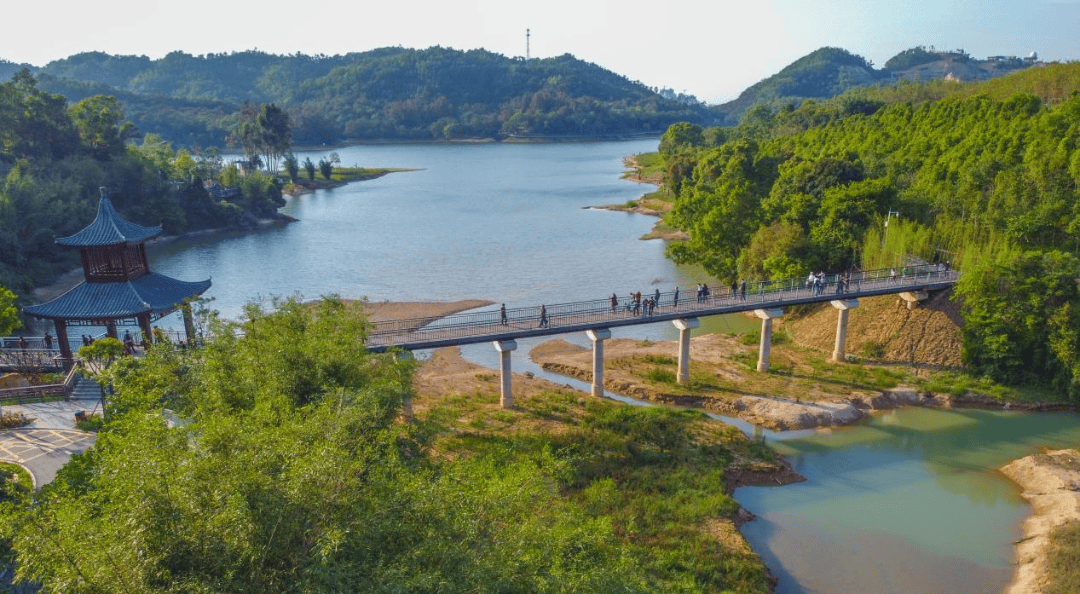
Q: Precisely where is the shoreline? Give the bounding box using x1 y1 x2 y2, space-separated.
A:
1000 450 1080 594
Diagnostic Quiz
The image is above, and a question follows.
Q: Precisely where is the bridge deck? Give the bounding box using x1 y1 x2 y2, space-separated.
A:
366 266 958 351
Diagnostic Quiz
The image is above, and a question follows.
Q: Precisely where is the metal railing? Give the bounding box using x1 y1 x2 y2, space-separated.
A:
366 264 958 351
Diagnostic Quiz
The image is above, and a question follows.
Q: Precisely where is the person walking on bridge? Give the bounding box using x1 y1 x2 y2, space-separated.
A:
739 280 747 300
673 287 679 308
654 288 660 308
500 304 508 325
538 305 549 328
610 293 618 313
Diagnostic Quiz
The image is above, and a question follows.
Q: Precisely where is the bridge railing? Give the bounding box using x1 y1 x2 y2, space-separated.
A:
365 264 956 348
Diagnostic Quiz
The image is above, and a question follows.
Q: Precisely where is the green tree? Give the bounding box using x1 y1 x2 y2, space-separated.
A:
303 157 315 181
4 297 649 593
282 152 298 183
956 250 1080 401
318 158 333 180
256 103 291 172
0 286 19 335
68 95 138 159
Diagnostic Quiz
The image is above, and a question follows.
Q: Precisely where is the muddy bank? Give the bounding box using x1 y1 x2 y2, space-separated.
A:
530 335 937 431
1000 450 1080 594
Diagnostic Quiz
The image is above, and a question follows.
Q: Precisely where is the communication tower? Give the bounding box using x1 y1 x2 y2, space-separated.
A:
526 29 531 61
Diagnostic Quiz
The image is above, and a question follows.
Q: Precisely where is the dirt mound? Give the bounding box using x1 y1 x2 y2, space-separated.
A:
783 289 963 367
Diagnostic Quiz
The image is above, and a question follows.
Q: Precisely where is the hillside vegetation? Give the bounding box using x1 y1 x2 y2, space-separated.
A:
657 63 1080 401
710 46 1038 125
5 48 710 146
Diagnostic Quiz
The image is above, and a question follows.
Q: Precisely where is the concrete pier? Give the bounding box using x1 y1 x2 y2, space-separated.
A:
830 299 860 362
586 328 612 397
672 317 700 384
754 308 784 372
899 290 928 310
493 340 518 408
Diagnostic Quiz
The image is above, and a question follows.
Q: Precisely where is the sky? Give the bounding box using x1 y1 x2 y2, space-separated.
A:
5 0 1078 105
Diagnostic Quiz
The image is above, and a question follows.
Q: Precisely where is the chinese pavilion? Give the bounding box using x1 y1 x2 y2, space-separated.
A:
24 188 211 368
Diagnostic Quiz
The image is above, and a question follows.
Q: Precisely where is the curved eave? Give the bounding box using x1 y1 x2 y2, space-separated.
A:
23 273 211 321
56 198 162 247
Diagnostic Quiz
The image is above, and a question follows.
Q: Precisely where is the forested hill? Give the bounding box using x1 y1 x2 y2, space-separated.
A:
657 62 1080 402
710 46 1038 125
1 48 711 146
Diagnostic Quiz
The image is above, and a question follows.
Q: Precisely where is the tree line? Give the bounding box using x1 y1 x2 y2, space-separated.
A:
657 63 1080 401
17 47 712 146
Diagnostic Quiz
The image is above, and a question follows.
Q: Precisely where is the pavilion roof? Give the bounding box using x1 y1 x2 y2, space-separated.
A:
23 273 211 321
57 194 162 247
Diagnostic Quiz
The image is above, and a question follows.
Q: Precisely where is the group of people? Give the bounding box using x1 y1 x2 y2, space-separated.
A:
806 271 853 296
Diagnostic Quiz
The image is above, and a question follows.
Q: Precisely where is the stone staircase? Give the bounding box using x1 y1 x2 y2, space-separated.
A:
69 374 103 402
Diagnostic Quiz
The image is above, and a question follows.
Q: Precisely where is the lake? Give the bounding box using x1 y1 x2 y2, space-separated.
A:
148 140 1080 594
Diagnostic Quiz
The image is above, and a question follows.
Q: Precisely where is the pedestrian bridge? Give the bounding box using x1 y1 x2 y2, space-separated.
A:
366 264 958 410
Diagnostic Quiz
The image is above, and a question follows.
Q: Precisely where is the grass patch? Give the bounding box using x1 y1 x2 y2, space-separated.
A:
644 367 677 385
420 390 778 593
1047 519 1080 594
861 341 886 359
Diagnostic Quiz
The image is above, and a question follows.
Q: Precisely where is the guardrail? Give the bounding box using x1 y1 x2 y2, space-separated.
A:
366 264 958 351
0 360 85 405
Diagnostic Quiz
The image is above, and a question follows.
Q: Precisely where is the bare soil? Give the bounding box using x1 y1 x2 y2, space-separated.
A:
783 289 964 368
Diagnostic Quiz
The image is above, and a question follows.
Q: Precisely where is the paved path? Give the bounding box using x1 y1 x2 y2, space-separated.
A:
0 399 101 489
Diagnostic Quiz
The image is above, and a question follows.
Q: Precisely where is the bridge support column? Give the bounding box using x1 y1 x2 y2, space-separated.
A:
586 328 611 397
899 291 928 310
830 299 860 362
672 317 700 384
493 340 518 408
394 350 415 420
754 308 784 372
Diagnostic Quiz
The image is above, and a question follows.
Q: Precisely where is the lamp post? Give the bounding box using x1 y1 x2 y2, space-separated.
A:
883 210 900 244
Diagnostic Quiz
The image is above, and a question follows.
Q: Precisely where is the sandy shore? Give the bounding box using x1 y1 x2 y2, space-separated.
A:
1000 450 1080 594
356 299 493 323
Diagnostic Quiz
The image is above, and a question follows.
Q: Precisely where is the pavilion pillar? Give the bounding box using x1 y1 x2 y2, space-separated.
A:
830 299 860 362
137 312 153 346
181 304 196 344
586 328 611 397
493 340 517 408
754 308 784 372
672 317 700 384
53 320 74 372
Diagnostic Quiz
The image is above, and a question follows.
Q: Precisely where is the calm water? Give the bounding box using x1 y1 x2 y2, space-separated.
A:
738 407 1080 594
146 140 1079 594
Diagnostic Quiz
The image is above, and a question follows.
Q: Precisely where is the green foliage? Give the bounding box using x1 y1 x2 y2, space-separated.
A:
955 250 1080 400
77 337 124 371
31 48 711 145
883 46 942 71
303 156 315 181
4 297 659 593
0 286 18 334
644 367 677 384
282 152 298 183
